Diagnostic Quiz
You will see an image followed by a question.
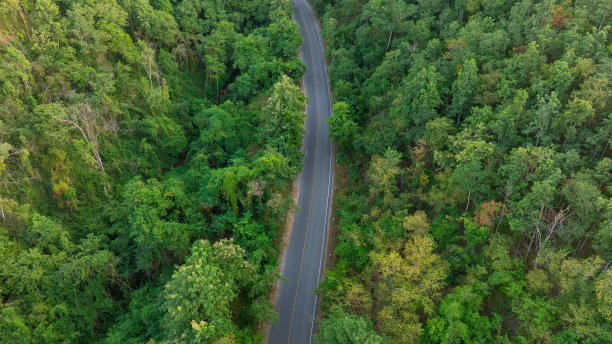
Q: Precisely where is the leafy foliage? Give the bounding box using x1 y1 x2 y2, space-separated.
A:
0 0 304 342
316 0 612 341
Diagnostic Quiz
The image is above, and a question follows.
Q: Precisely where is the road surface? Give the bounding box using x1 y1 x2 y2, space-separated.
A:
268 0 334 343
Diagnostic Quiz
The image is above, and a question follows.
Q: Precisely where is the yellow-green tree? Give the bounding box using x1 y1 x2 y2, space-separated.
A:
369 212 449 342
368 148 402 207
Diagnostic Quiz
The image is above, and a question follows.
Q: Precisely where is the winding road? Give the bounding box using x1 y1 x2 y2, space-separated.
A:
268 1 334 343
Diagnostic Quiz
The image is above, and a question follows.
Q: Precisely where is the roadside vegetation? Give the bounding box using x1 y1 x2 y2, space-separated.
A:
313 0 612 342
0 0 306 342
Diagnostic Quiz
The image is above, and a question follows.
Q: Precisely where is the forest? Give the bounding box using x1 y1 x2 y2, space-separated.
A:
0 0 306 342
313 0 612 343
2 0 612 343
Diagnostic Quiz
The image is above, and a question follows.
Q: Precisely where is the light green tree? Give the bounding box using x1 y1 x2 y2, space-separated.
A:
162 239 258 342
317 310 384 344
262 75 306 168
368 148 402 206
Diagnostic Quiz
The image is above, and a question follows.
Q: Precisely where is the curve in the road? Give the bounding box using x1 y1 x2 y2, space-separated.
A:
268 0 334 343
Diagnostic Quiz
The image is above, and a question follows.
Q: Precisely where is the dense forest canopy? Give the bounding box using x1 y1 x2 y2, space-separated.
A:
2 0 612 342
313 0 612 343
0 0 306 342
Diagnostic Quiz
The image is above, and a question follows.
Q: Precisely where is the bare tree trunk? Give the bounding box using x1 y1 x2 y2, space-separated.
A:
143 43 155 88
535 206 569 266
64 104 111 194
598 14 609 33
16 5 31 41
600 136 610 160
0 196 5 222
533 229 542 266
526 205 545 263
525 229 538 261
386 28 393 52
496 195 511 234
575 234 590 254
574 214 603 255
90 145 111 193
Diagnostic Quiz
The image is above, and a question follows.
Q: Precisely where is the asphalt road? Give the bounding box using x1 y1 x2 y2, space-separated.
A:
268 1 334 343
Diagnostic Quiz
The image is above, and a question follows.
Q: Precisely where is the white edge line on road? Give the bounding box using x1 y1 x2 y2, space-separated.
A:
309 149 333 343
301 0 335 343
303 0 333 109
